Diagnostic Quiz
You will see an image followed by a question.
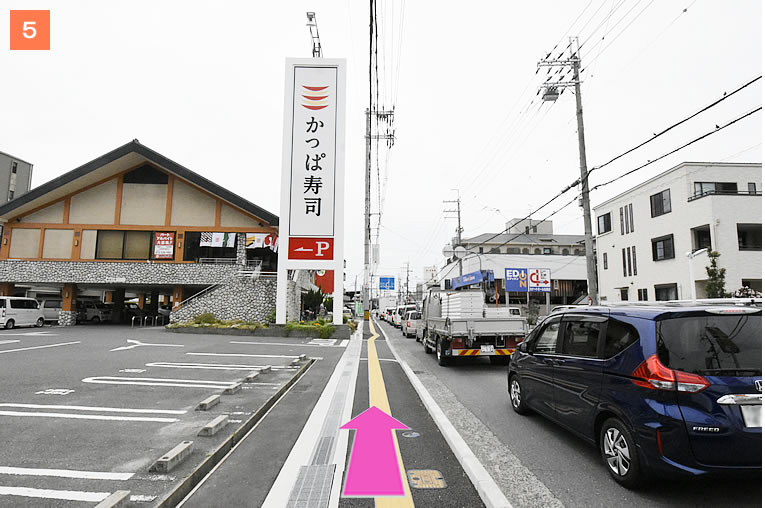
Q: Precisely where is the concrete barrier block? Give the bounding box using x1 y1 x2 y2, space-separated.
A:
94 490 130 508
259 365 272 373
151 441 193 473
243 371 260 382
198 415 230 437
196 394 220 411
223 382 242 395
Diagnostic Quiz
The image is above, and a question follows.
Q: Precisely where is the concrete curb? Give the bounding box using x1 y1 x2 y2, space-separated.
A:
382 321 514 508
156 359 315 508
94 490 130 508
164 325 351 339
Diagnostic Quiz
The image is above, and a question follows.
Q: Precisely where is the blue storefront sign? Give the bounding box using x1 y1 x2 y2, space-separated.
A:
505 268 528 292
451 270 494 290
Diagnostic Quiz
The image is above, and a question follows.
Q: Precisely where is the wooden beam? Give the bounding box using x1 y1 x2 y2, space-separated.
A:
165 175 175 226
114 175 124 225
63 198 71 224
214 200 222 227
37 228 45 259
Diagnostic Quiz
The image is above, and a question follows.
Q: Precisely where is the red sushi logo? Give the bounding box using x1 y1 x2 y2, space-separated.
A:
302 86 329 110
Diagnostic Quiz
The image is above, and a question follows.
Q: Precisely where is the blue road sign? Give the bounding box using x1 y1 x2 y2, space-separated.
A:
505 268 528 292
379 277 395 290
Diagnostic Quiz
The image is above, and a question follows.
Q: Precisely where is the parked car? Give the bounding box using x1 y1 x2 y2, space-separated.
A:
402 310 421 338
39 298 63 323
158 304 172 317
384 307 394 323
125 302 146 320
77 301 112 323
0 296 45 329
507 301 762 488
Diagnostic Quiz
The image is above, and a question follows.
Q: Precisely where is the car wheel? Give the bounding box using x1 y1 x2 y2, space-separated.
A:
600 418 643 489
4 319 14 330
509 375 530 415
424 335 433 354
35 317 45 328
91 316 101 323
436 337 451 366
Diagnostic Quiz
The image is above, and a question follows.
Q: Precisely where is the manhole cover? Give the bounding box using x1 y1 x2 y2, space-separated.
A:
407 470 446 489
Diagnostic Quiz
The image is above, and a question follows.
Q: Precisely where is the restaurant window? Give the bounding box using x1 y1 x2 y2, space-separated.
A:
124 231 151 259
96 231 124 259
650 189 671 217
95 230 173 260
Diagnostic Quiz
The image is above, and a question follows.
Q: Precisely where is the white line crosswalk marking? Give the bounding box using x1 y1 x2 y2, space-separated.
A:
0 466 134 481
0 486 110 502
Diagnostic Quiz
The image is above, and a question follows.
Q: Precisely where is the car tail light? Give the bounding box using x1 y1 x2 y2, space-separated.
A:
631 354 710 393
407 321 411 327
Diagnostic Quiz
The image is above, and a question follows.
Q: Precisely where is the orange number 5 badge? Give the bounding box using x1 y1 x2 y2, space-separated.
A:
10 10 50 50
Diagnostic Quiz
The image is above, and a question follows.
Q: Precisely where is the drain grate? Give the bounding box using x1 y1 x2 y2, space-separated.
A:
286 464 336 507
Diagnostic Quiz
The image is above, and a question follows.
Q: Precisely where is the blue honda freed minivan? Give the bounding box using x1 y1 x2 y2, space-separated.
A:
507 301 761 488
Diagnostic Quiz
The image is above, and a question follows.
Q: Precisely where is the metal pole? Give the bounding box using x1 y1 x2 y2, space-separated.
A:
363 108 371 320
572 39 599 304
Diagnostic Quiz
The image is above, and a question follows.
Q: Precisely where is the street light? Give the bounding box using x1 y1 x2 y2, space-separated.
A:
686 248 707 301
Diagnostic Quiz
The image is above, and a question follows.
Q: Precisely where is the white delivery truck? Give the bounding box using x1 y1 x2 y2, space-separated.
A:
421 289 527 366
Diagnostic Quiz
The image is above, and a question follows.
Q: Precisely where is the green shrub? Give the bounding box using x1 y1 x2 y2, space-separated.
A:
265 309 276 324
193 312 217 324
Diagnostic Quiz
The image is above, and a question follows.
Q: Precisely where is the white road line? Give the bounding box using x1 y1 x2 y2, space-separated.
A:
146 362 270 371
0 341 80 355
0 403 186 415
0 486 110 502
0 411 178 423
0 466 133 481
188 352 322 360
0 340 20 346
230 341 345 348
82 376 238 389
0 332 57 336
111 339 184 352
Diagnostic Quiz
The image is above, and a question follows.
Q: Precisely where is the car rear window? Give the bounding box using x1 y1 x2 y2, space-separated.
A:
656 311 762 376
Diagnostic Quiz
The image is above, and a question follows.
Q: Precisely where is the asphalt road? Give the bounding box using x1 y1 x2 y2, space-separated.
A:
378 318 763 508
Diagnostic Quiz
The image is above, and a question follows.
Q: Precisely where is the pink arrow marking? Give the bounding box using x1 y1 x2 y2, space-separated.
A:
340 406 409 497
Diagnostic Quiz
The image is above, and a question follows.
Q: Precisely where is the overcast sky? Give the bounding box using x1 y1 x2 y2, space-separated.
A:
2 1 761 291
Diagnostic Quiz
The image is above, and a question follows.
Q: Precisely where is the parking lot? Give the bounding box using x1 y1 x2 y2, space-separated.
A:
0 324 347 507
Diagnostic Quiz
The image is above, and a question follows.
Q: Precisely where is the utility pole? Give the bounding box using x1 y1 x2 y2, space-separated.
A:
444 190 464 275
402 261 411 302
305 12 323 57
538 37 598 303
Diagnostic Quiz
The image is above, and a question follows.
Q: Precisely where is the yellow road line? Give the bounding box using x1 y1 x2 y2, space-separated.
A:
368 319 415 508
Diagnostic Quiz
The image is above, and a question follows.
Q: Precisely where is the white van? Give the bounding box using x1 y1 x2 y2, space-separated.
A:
39 298 63 323
393 304 417 328
1 297 45 329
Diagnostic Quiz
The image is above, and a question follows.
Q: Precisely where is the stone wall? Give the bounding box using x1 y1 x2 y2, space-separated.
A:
286 279 300 322
58 310 77 327
0 260 237 285
170 276 277 323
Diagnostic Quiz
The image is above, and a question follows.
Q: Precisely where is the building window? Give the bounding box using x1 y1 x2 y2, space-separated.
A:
522 248 529 254
602 252 607 270
655 283 678 301
478 247 484 253
626 247 632 276
597 213 611 235
691 225 712 251
534 248 541 255
629 204 634 233
650 189 671 217
693 181 738 198
543 247 552 255
631 246 637 276
748 182 757 194
737 224 762 251
742 279 762 292
10 161 17 174
574 249 583 256
508 247 520 254
525 226 530 234
532 225 538 233
489 247 500 254
96 230 174 260
622 248 627 276
562 248 569 255
638 288 648 301
620 288 628 301
651 234 675 261
620 207 624 234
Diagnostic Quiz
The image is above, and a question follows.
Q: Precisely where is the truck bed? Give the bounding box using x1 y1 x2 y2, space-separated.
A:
428 316 526 338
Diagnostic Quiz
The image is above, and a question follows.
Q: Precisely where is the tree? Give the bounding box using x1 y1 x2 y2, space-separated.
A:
705 249 727 298
303 289 324 316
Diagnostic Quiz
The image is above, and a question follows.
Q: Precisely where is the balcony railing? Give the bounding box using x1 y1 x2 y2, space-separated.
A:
688 190 762 202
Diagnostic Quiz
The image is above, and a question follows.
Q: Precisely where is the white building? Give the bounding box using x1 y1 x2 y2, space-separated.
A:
593 162 762 302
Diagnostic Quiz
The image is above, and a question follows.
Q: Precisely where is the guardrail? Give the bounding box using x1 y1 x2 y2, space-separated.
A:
688 190 762 202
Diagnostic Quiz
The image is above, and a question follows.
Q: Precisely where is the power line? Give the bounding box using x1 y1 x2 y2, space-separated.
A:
588 75 762 176
591 106 762 192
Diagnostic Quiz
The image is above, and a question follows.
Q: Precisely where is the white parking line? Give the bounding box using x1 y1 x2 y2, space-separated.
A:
0 332 57 337
0 340 20 346
82 376 238 389
111 339 184 352
0 486 110 502
0 341 80 355
0 411 178 423
146 362 271 371
188 352 321 360
230 340 345 348
0 403 186 415
0 466 133 481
